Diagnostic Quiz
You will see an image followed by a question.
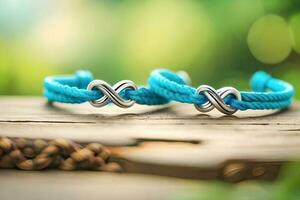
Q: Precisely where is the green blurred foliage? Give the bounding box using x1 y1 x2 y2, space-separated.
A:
0 0 299 97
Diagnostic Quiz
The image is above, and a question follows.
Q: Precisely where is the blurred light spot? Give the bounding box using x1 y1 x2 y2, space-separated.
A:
30 10 84 61
247 15 292 64
0 0 43 38
289 13 300 54
27 1 116 65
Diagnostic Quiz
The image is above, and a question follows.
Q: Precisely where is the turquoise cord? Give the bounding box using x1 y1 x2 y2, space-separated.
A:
148 69 294 110
44 69 294 110
44 70 169 105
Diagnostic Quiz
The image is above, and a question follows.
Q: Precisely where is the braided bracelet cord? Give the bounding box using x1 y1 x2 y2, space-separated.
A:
44 70 170 105
148 69 295 111
44 69 294 111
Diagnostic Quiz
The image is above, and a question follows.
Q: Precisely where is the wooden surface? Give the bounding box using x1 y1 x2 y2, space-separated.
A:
0 170 200 200
0 96 300 181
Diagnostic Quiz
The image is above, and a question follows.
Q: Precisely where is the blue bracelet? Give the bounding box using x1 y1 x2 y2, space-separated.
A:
44 69 294 115
148 69 294 114
44 70 182 107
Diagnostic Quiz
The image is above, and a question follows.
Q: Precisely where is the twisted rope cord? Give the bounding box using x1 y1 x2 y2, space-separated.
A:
0 137 122 171
44 71 169 105
148 69 294 110
44 69 294 111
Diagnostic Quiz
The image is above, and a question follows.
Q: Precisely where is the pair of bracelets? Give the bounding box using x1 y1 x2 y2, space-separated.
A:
44 69 294 115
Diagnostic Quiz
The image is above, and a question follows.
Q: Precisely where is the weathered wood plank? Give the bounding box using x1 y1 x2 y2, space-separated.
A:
0 96 299 181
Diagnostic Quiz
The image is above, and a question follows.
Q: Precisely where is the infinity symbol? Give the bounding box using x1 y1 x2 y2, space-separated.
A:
87 80 137 108
194 85 241 115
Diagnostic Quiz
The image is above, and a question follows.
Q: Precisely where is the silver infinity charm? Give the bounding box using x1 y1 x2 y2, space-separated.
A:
194 85 241 115
87 80 137 108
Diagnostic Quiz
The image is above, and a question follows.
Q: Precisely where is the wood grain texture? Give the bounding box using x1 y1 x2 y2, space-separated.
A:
0 96 299 181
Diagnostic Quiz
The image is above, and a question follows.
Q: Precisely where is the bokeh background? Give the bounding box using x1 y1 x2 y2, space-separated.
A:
0 0 299 98
0 1 300 199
